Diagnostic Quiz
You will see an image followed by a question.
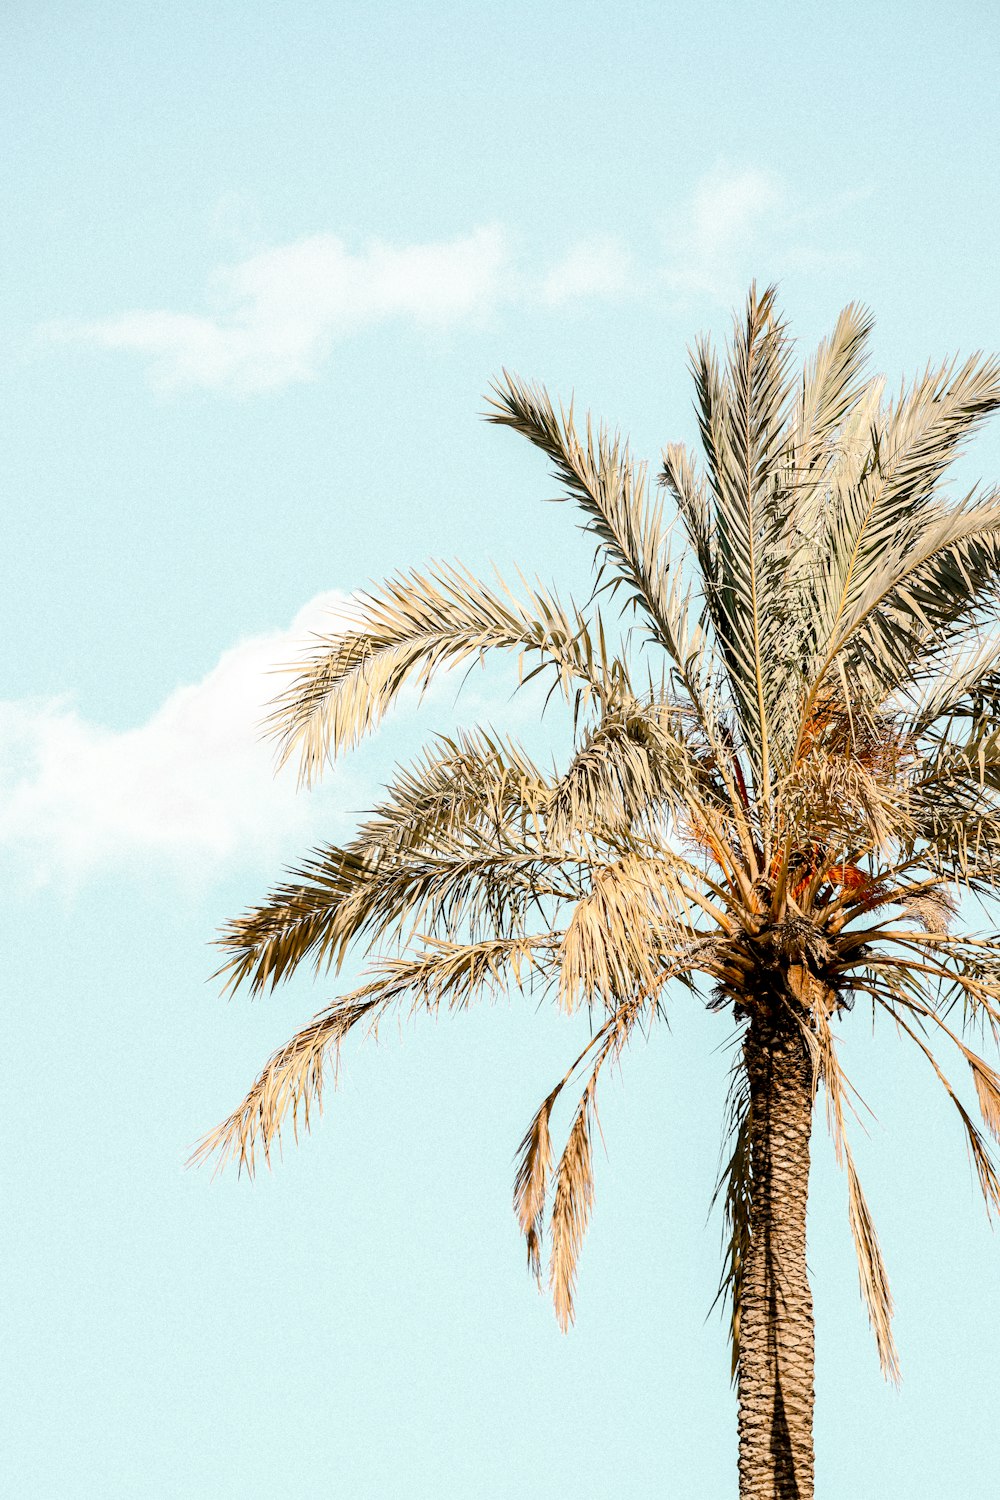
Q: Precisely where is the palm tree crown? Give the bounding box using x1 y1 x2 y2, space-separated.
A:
197 286 1000 1497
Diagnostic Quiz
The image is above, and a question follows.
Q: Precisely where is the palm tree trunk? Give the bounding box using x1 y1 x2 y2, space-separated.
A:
737 1000 815 1500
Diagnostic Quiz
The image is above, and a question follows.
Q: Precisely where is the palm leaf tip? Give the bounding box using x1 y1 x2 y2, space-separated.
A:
549 1087 596 1331
513 1098 553 1286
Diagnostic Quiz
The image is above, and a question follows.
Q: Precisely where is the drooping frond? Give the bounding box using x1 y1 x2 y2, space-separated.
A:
196 934 556 1175
556 853 700 1013
512 992 650 1322
548 998 646 1329
190 988 379 1175
809 1001 900 1382
867 991 1000 1217
513 1093 554 1286
267 562 607 783
549 1075 598 1330
844 1144 899 1384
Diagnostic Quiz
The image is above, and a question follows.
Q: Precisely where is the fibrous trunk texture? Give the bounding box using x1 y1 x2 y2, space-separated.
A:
737 1002 815 1500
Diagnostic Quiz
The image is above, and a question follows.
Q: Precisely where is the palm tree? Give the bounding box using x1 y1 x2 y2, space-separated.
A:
196 286 1000 1499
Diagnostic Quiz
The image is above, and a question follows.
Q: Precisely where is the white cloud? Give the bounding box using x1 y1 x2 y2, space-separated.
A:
44 184 861 393
689 166 786 258
44 224 644 395
0 593 362 884
662 165 789 302
539 234 632 306
46 226 513 394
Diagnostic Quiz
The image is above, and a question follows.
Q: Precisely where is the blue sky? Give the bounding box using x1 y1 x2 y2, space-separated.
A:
4 3 1000 1496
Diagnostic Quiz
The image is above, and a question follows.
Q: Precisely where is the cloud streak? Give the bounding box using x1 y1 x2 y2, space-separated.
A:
661 164 861 302
43 169 861 394
46 225 629 395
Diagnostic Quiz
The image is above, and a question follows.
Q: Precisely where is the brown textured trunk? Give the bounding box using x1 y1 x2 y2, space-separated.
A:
737 998 815 1500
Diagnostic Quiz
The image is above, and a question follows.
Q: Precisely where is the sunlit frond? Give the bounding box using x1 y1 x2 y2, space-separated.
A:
689 283 800 815
557 853 698 1013
804 354 1000 717
549 1076 597 1330
216 730 563 994
785 302 875 515
268 562 607 783
545 695 702 844
844 1145 899 1383
486 372 677 641
513 1093 554 1286
196 934 556 1175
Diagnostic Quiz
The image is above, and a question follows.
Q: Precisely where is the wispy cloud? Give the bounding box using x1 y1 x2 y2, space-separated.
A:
45 225 630 395
45 227 513 394
661 165 789 302
43 173 861 394
539 234 632 306
661 164 862 304
0 593 362 884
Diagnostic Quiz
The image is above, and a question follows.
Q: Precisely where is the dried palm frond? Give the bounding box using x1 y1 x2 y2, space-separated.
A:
196 933 556 1175
269 562 608 783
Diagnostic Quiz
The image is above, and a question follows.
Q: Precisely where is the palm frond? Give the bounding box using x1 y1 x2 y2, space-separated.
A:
190 989 379 1175
689 283 799 816
486 372 676 640
216 835 577 997
545 696 705 846
838 492 1000 705
557 853 696 1013
875 994 1000 1217
844 1144 899 1383
196 934 555 1175
785 302 875 513
215 731 566 995
513 1094 554 1286
550 1074 598 1330
268 562 607 783
803 353 1000 718
810 1001 900 1381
